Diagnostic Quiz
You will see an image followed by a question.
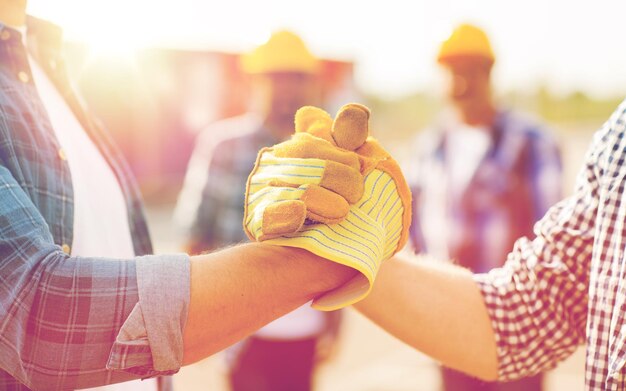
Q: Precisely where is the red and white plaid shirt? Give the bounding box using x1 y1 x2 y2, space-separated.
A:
475 99 626 390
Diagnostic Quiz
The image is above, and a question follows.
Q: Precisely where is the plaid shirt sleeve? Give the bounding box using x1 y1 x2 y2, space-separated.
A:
175 116 261 252
473 123 606 380
174 127 221 244
0 166 190 390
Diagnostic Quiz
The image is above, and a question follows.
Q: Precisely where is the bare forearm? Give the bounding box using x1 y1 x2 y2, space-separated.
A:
182 242 355 364
354 253 498 381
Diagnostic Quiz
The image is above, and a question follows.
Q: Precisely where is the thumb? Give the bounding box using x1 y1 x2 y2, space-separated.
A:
331 103 370 151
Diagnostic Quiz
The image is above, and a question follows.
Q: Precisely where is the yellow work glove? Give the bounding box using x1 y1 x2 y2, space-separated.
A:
244 103 412 310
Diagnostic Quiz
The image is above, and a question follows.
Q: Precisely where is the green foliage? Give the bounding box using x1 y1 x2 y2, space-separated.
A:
502 88 623 125
362 88 624 144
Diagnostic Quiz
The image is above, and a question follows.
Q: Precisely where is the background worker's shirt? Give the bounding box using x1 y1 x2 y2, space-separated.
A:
0 19 189 390
177 115 325 340
409 110 563 272
472 100 626 390
445 123 491 199
175 114 266 249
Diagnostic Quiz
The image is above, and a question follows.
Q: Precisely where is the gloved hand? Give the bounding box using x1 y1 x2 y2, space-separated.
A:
244 103 412 310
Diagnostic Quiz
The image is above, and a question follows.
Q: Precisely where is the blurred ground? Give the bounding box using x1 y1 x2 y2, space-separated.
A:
145 124 596 391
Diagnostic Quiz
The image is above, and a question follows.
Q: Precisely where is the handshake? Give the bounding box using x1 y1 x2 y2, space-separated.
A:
243 104 412 310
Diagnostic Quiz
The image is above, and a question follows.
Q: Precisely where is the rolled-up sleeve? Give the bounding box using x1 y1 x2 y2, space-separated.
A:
0 165 190 389
473 119 609 381
108 254 190 377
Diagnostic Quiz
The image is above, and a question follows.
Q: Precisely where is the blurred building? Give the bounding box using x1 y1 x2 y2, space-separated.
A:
63 43 355 202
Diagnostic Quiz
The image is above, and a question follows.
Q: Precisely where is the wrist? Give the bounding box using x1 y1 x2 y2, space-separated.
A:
253 243 357 297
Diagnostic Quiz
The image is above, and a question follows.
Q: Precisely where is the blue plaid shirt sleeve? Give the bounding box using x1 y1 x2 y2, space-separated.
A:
0 165 190 389
176 115 270 252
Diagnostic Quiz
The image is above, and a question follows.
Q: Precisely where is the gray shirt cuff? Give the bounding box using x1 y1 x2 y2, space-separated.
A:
107 253 190 377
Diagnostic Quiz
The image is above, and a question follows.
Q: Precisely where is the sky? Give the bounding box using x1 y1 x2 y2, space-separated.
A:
28 0 626 99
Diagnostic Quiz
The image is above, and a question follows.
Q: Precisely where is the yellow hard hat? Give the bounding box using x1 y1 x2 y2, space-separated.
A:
240 30 319 74
437 24 495 65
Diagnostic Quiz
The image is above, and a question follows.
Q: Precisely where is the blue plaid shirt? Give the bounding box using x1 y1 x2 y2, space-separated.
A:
176 114 280 252
0 17 189 390
409 110 563 273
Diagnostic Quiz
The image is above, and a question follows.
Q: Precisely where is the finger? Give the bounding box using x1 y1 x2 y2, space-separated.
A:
294 106 335 145
247 183 350 226
319 160 364 204
301 184 350 224
248 153 327 190
245 184 350 240
354 138 392 176
261 200 307 237
245 185 307 239
251 153 363 204
272 133 361 171
332 103 370 151
246 184 306 216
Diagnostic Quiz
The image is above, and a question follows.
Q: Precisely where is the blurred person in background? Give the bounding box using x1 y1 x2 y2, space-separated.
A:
0 1 359 389
175 30 342 391
408 24 562 391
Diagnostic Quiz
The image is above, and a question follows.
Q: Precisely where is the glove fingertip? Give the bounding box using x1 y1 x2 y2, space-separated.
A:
295 106 334 142
261 200 307 237
301 184 351 223
332 103 370 151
